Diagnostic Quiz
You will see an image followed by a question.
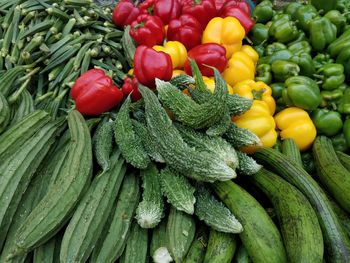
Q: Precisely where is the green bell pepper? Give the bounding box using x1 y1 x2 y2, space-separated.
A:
331 133 348 152
271 60 300 82
249 23 269 46
324 10 347 35
335 48 350 82
288 41 312 55
282 76 321 111
269 16 298 43
343 118 350 148
336 0 350 13
313 53 334 70
252 0 274 23
270 83 285 100
294 5 319 32
265 42 287 56
309 17 337 52
311 109 343 136
321 88 344 109
337 88 350 115
311 0 337 13
254 45 265 57
301 152 315 174
327 28 350 58
316 63 345 90
258 49 293 65
284 2 303 18
255 64 272 84
290 52 315 77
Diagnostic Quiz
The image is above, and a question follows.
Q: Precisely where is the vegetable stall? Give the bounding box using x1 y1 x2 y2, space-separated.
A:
1 0 350 262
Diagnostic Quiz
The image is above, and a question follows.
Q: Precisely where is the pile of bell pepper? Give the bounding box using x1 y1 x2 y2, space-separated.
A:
250 0 350 153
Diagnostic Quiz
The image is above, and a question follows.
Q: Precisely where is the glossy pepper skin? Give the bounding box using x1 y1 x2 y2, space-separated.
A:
284 2 302 18
282 76 321 111
202 17 245 59
220 1 250 16
154 0 182 25
274 107 317 151
232 100 277 148
130 14 165 47
313 53 334 70
316 63 345 90
268 16 298 43
112 0 140 28
121 76 142 102
240 45 259 65
255 64 272 84
312 109 343 137
331 133 348 152
258 49 293 65
294 4 319 32
290 52 315 78
265 42 286 57
321 88 344 108
153 41 187 69
335 48 350 82
325 10 347 35
249 23 269 46
252 0 273 23
71 69 124 116
309 17 337 52
133 45 173 88
337 88 350 115
220 6 254 33
184 43 227 77
288 41 312 56
311 0 337 13
222 51 255 87
181 0 217 30
213 0 226 13
271 60 300 82
167 14 202 50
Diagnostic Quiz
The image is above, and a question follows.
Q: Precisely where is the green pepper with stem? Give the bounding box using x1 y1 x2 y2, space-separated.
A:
255 64 272 84
258 49 293 65
311 109 343 136
265 42 287 56
252 0 273 23
268 16 298 43
313 53 334 70
249 23 269 46
331 133 348 152
290 52 315 78
309 17 337 52
321 88 344 109
294 5 319 32
284 2 303 18
254 45 265 57
337 88 350 115
288 41 312 55
315 63 345 90
325 10 347 35
271 60 300 82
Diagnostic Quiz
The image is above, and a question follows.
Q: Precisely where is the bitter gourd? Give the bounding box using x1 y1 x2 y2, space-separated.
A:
224 123 262 149
150 219 173 263
169 74 195 90
237 151 262 175
205 112 231 136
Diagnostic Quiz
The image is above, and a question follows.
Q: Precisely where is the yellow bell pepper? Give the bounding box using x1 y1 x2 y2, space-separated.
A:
232 79 276 115
202 76 234 94
222 51 255 87
241 45 259 64
232 100 277 149
274 107 317 151
153 41 187 69
128 68 134 75
202 17 245 59
172 69 186 78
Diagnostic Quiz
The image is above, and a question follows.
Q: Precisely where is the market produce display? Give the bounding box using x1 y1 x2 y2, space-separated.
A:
2 0 350 263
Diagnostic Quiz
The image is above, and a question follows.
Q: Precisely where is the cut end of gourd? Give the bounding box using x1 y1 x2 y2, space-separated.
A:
153 247 173 263
136 207 163 229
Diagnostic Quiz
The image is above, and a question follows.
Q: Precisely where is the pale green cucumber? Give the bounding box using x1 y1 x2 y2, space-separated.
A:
237 151 262 175
281 138 303 166
150 220 172 263
203 229 237 263
183 226 208 263
60 150 127 263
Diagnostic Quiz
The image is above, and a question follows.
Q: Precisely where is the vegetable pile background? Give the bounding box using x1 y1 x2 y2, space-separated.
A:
2 0 350 263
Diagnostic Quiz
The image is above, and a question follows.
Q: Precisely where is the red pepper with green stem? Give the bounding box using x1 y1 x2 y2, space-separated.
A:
112 0 140 28
181 0 217 30
71 69 124 116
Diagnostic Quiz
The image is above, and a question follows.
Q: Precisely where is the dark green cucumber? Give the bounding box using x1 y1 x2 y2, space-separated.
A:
120 222 149 263
328 195 350 239
281 138 303 166
183 226 208 263
150 220 173 263
254 147 350 262
60 150 127 263
12 110 92 256
251 168 323 263
233 244 251 263
213 181 287 263
336 151 350 171
33 236 57 263
203 229 237 263
313 136 350 213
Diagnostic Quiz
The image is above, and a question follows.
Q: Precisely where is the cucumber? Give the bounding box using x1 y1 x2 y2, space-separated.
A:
60 150 127 263
195 186 242 234
0 118 62 250
233 244 251 263
236 151 262 175
336 151 350 171
167 207 196 263
313 136 350 213
136 163 164 229
281 138 303 166
0 91 10 133
254 147 350 262
251 168 323 263
13 110 92 257
150 220 173 263
139 84 236 182
203 229 237 263
33 234 61 263
160 167 196 215
90 168 141 263
213 181 287 263
183 226 208 263
224 123 261 149
120 222 149 263
328 195 350 239
9 89 35 126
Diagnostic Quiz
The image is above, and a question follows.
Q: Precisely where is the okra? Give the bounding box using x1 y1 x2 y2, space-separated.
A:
19 19 54 39
48 34 73 54
11 5 21 44
64 0 93 6
2 4 15 30
73 41 94 70
46 7 70 21
1 20 14 57
0 66 26 97
80 48 91 74
61 18 76 37
21 35 44 60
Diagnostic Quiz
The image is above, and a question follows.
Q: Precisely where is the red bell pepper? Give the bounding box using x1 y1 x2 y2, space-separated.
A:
167 14 203 50
71 69 124 116
139 0 155 14
134 45 173 88
184 43 227 77
221 6 254 33
220 1 250 15
154 0 182 25
181 0 217 29
121 76 142 102
213 0 227 13
112 0 140 28
130 14 165 47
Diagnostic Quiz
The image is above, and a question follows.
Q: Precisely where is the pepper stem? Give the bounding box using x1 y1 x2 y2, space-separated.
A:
133 21 145 30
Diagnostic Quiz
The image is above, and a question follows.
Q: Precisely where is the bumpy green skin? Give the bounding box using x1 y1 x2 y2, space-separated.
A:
91 170 141 263
224 123 261 149
203 229 237 263
281 138 303 166
136 163 164 228
169 74 195 90
0 118 62 250
93 120 114 171
13 110 92 256
336 151 350 171
183 226 208 263
139 84 236 182
10 89 35 126
60 151 127 263
114 97 150 169
328 195 350 239
150 220 172 263
0 91 10 133
120 222 149 263
254 148 350 262
233 245 250 263
313 136 350 213
252 169 324 263
237 152 262 175
227 95 253 116
205 112 231 136
167 207 196 263
160 167 195 215
213 181 287 263
195 186 242 234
